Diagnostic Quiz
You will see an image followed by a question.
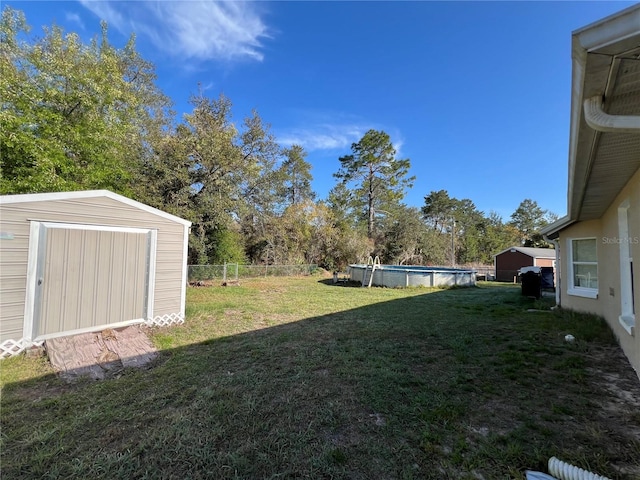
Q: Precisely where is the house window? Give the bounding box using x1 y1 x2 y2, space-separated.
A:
568 238 598 298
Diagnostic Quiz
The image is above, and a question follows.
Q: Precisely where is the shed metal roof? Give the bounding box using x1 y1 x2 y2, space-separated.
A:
493 246 556 259
0 190 192 227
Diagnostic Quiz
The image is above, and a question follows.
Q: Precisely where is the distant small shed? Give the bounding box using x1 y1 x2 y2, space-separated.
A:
493 246 556 283
0 190 191 358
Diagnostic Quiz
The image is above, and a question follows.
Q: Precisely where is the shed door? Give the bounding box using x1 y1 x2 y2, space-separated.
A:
33 224 152 339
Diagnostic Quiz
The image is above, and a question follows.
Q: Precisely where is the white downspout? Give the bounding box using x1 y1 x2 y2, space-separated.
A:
583 96 640 133
545 236 561 307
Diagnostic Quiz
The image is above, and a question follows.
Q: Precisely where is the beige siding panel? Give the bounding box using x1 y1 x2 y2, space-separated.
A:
153 229 186 317
2 302 25 315
16 197 179 230
0 209 32 232
1 276 27 292
0 210 30 342
0 246 29 258
153 296 181 316
153 280 183 316
1 262 29 277
6 197 183 230
1 303 25 340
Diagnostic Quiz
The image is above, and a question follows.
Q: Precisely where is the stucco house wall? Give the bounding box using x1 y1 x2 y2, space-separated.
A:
556 169 639 374
541 4 640 378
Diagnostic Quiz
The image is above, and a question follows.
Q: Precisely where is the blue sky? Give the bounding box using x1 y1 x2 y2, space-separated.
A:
9 1 637 220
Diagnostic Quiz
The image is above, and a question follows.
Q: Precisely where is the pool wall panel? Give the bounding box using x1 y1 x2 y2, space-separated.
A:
348 265 476 288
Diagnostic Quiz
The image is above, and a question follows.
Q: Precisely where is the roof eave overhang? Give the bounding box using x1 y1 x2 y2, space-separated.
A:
566 4 640 224
540 215 574 240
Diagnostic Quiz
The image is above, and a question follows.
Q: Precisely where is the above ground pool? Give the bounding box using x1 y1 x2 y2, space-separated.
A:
349 264 476 288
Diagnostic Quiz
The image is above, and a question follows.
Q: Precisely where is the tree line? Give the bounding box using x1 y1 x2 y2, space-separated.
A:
0 8 557 269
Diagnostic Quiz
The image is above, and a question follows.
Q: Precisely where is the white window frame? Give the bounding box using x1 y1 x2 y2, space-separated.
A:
618 200 635 335
567 237 598 299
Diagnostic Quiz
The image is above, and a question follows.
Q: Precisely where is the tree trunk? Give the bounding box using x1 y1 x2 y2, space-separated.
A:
367 167 375 238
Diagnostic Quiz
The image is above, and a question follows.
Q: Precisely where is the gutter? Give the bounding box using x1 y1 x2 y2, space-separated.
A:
540 215 574 240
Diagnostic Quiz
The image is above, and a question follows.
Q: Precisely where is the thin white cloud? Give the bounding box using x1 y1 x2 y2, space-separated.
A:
393 139 404 158
279 117 404 155
279 124 368 152
199 81 216 93
65 12 85 30
78 1 125 30
78 0 269 62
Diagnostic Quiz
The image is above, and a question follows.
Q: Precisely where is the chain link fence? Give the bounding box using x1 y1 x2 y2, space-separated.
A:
188 264 320 283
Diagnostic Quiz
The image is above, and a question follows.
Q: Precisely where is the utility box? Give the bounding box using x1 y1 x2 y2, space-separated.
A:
519 266 542 299
540 266 555 289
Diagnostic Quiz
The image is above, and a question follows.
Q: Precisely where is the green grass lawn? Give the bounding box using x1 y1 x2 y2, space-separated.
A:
2 276 639 479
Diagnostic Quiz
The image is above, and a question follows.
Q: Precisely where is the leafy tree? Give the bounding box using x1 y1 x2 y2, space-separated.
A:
509 199 555 247
279 144 315 207
334 130 414 239
421 191 486 265
420 228 449 266
137 91 285 265
382 206 428 265
451 198 485 264
245 201 340 267
0 7 168 194
260 204 310 265
156 93 241 263
207 226 246 265
476 211 521 263
298 202 338 266
324 184 372 269
326 183 359 230
330 229 373 271
421 190 457 234
238 110 293 262
239 110 283 215
135 117 192 219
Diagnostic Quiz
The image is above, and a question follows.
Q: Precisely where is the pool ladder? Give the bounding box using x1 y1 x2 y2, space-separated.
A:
361 256 380 288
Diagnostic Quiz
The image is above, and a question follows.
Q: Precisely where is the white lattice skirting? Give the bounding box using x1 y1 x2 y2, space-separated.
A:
1 314 183 358
146 312 185 327
0 339 44 358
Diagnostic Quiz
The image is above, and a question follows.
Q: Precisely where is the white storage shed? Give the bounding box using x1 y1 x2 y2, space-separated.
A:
0 190 191 357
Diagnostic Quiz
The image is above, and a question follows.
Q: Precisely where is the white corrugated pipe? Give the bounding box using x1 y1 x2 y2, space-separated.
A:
548 456 612 480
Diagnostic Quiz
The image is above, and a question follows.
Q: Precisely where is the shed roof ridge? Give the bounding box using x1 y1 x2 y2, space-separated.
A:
0 190 191 227
494 246 556 258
